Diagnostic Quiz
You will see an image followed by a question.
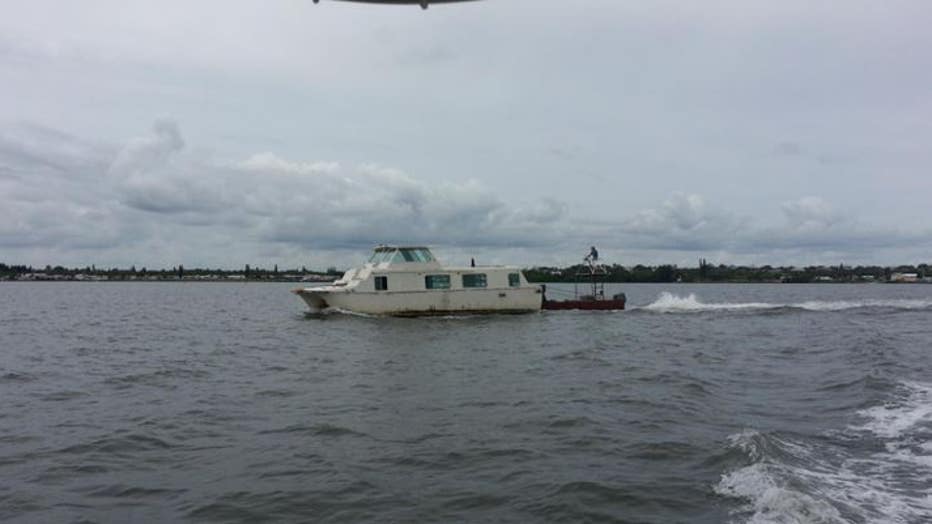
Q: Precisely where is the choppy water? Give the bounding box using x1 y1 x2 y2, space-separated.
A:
1 282 931 523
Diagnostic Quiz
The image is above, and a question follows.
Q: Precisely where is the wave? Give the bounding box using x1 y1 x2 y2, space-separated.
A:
850 381 932 439
257 423 367 438
716 382 932 523
58 433 175 455
1 372 37 383
715 460 847 523
639 292 932 313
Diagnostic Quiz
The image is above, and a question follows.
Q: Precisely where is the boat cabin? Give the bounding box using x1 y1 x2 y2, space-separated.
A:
327 245 530 293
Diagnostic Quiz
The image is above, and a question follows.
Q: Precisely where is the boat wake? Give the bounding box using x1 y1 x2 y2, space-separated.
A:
304 307 378 319
852 381 932 440
639 292 932 314
715 381 932 523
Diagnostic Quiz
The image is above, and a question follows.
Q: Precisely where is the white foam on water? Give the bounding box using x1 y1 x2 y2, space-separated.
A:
797 299 932 312
717 444 932 523
640 293 777 312
852 381 932 439
718 431 848 523
639 292 932 314
715 462 847 524
718 384 932 524
727 429 767 461
883 441 932 468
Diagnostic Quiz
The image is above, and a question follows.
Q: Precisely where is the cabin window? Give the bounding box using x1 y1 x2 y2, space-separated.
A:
399 248 434 263
462 273 487 288
508 273 521 287
374 276 388 291
425 274 451 289
370 250 392 264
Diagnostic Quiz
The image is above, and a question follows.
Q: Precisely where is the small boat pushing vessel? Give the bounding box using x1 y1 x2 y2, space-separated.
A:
541 256 626 311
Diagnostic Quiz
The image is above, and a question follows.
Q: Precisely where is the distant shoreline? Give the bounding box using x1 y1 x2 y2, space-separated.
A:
2 263 929 285
0 275 330 284
3 278 929 285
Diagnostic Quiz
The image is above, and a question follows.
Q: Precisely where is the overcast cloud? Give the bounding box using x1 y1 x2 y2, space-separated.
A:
1 0 930 268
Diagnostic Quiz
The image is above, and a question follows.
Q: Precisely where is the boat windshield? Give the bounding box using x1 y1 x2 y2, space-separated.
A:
368 250 395 264
368 247 435 264
399 248 434 263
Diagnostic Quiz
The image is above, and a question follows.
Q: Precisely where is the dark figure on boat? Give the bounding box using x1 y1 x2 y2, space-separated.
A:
585 246 599 264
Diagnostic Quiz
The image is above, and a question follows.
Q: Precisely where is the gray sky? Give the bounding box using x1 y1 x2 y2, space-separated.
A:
1 0 930 269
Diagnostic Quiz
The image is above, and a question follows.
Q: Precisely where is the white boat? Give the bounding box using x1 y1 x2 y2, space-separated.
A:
292 245 543 316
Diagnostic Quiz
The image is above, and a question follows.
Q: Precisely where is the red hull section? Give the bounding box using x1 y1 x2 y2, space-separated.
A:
542 299 626 311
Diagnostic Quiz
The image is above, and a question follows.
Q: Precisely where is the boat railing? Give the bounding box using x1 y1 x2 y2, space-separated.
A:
573 262 609 300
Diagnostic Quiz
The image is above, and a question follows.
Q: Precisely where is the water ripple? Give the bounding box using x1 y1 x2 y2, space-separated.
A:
2 282 931 523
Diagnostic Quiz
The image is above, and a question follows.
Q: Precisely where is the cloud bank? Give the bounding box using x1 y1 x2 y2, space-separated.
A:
1 0 929 268
0 121 928 268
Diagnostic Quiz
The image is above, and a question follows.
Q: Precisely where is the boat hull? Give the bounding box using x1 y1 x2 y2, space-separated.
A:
294 286 543 316
542 298 626 310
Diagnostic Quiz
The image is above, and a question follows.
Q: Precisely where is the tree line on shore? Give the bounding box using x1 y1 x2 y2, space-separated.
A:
0 263 342 281
2 260 929 283
524 260 930 283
